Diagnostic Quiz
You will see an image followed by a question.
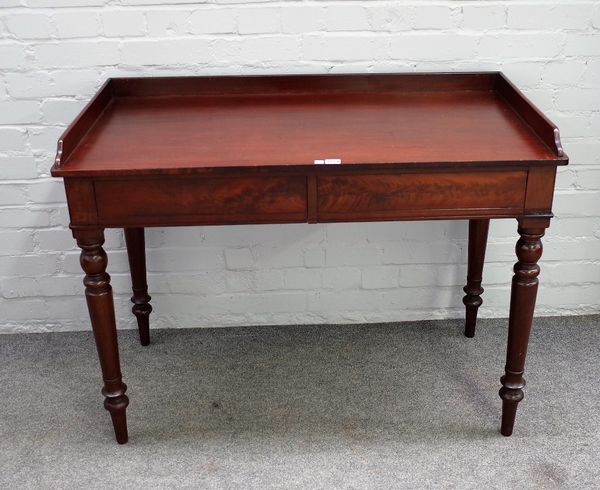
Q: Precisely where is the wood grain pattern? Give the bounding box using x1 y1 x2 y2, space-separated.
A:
52 92 556 177
500 223 546 436
95 176 307 226
317 171 527 221
495 73 565 158
463 219 490 338
525 166 557 214
50 73 567 179
64 178 98 225
111 72 497 98
124 228 152 346
73 227 128 444
52 73 567 443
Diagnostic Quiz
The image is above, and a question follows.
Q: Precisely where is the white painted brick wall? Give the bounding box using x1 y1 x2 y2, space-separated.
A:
1 0 599 333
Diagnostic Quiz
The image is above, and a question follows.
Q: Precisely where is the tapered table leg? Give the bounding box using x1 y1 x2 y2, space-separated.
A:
74 228 129 444
499 220 546 436
124 228 152 346
463 219 490 337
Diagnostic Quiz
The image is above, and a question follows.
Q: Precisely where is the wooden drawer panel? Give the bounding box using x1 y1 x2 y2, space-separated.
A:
317 171 527 221
95 176 307 226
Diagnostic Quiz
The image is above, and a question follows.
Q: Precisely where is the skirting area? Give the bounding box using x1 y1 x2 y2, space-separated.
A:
1 315 599 489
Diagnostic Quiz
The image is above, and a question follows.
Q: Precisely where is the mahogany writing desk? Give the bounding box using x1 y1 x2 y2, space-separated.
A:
51 73 568 444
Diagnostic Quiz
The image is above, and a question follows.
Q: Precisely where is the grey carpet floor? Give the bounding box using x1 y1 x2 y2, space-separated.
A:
1 315 599 489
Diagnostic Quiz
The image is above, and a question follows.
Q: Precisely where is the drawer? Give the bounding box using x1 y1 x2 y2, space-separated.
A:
317 170 527 221
95 176 307 226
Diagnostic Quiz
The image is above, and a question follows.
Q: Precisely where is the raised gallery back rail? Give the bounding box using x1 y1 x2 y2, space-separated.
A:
51 72 567 444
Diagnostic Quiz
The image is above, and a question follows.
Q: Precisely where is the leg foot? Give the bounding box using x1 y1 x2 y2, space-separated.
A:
499 221 545 436
499 383 523 436
75 227 129 444
125 228 152 346
463 219 489 337
104 383 129 444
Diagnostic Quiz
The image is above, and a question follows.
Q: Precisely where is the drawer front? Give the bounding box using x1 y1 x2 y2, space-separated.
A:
95 176 307 226
317 170 527 221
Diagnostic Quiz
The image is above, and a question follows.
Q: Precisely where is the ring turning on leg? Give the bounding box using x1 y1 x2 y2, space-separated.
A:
75 228 129 444
463 219 490 337
499 222 545 437
125 228 152 346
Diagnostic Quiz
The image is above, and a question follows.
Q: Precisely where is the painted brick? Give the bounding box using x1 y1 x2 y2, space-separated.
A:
322 267 361 290
284 268 321 290
304 35 388 61
0 184 27 206
0 0 598 333
0 156 38 180
507 4 593 30
479 33 565 59
147 248 225 272
0 254 59 277
53 11 100 39
0 128 28 152
28 126 63 152
224 248 254 270
361 266 399 290
325 5 370 32
49 69 104 96
225 270 253 292
238 36 300 62
304 248 325 268
391 33 477 61
281 6 324 34
121 39 212 65
5 72 55 99
0 44 28 69
409 6 457 30
0 208 51 228
188 9 236 34
555 88 600 111
367 5 409 32
461 5 505 30
0 101 41 124
0 230 35 255
237 8 280 34
254 270 284 291
41 98 86 123
325 245 383 267
4 13 54 39
34 41 121 67
25 0 104 6
102 11 146 37
564 34 600 56
543 60 587 86
146 10 190 37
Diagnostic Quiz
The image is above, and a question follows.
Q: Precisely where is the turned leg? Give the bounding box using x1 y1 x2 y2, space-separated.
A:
124 228 152 346
74 228 129 444
499 221 546 436
463 219 490 337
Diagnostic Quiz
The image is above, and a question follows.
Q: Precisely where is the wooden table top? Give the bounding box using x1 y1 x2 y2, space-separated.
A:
51 73 566 177
51 73 568 443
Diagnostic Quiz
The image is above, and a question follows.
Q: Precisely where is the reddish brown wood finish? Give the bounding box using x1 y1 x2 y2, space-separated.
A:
51 72 567 179
124 228 151 346
463 219 490 338
317 171 526 221
95 176 307 226
500 221 546 436
50 73 567 443
73 227 128 444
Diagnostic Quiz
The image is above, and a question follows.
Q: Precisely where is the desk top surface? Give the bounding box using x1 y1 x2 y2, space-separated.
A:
51 73 567 177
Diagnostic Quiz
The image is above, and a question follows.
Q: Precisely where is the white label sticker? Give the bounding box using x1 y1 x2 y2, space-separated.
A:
325 158 342 165
314 159 325 165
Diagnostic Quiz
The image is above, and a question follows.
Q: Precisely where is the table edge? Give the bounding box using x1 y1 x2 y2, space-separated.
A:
50 71 567 178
